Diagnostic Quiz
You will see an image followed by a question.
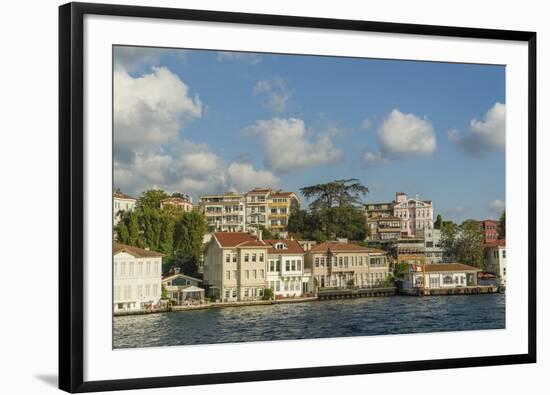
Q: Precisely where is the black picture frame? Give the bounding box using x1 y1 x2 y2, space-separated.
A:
59 2 537 393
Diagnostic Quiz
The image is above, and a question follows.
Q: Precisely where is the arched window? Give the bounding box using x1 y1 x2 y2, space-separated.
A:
443 275 453 285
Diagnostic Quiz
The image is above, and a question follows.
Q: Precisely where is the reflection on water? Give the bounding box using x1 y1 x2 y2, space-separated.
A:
113 294 505 349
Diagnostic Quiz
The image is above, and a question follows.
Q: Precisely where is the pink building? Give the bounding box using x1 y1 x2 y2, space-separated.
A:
393 192 434 237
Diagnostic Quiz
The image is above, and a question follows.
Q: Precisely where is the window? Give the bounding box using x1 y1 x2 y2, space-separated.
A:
253 269 257 279
291 260 296 271
269 261 275 272
226 254 230 263
297 260 302 271
276 281 281 291
276 261 280 271
315 257 319 267
225 290 230 298
286 261 291 271
154 262 158 273
502 250 506 258
128 262 134 276
344 257 348 267
443 276 453 285
232 289 237 298
120 262 126 276
232 254 237 263
138 262 143 275
226 270 230 280
252 253 257 262
259 253 264 262
244 288 249 297
284 281 289 291
339 257 343 266
244 253 249 262
145 284 151 296
146 261 151 274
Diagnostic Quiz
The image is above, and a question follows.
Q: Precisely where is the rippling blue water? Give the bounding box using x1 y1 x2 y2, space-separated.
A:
113 294 505 348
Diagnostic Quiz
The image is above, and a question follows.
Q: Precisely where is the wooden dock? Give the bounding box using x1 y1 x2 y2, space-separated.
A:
317 287 396 300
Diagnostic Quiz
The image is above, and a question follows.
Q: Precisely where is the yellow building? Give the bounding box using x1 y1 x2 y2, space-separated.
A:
267 191 299 234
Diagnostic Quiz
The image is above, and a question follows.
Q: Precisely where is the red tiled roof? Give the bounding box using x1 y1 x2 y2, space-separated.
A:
423 263 481 272
310 242 383 254
484 239 506 248
113 243 164 258
264 239 305 254
213 232 267 248
270 191 295 198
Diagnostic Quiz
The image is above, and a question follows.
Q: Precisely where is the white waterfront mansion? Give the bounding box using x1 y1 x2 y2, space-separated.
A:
113 243 163 312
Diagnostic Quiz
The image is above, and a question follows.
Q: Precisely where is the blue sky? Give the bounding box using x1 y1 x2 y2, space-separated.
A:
113 46 505 223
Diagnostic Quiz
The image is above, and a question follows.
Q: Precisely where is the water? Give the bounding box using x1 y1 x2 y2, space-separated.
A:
113 294 505 349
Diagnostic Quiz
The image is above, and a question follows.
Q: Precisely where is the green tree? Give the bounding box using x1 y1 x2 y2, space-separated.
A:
262 288 274 300
138 189 169 209
172 210 208 276
434 214 443 229
498 210 506 239
127 210 141 246
300 178 369 210
441 220 484 268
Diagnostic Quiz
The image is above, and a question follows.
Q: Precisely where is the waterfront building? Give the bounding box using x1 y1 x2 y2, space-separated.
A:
203 232 269 302
113 190 136 225
113 243 163 312
160 196 193 212
483 239 506 286
417 228 444 264
264 238 311 297
161 274 204 304
199 192 246 232
401 263 481 290
305 242 390 291
479 219 499 243
365 192 434 238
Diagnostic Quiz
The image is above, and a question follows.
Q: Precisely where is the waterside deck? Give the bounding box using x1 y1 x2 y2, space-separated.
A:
399 285 498 296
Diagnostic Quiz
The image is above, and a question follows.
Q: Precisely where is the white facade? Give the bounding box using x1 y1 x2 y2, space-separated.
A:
199 192 246 232
402 264 480 289
113 192 136 225
113 245 163 312
417 228 444 264
484 242 506 286
266 240 311 297
393 192 434 237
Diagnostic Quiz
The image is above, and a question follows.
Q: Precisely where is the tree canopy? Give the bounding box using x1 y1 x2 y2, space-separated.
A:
137 189 169 210
115 191 207 277
440 220 484 268
498 210 506 239
289 179 369 242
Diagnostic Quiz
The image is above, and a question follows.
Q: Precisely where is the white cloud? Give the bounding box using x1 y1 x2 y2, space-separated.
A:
253 78 292 114
361 117 373 130
217 51 261 64
114 67 202 153
227 162 280 192
448 102 506 157
378 109 437 157
114 46 186 72
244 117 343 173
361 109 436 166
489 199 505 214
363 151 390 165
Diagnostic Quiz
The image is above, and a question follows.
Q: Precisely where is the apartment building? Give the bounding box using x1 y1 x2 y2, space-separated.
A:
199 192 246 232
160 196 193 212
417 228 444 264
246 188 271 229
479 219 499 243
267 191 299 236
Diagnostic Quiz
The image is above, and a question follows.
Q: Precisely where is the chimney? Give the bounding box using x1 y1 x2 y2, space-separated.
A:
258 229 263 241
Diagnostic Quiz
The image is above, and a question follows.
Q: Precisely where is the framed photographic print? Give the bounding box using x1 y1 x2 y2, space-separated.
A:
59 2 537 393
